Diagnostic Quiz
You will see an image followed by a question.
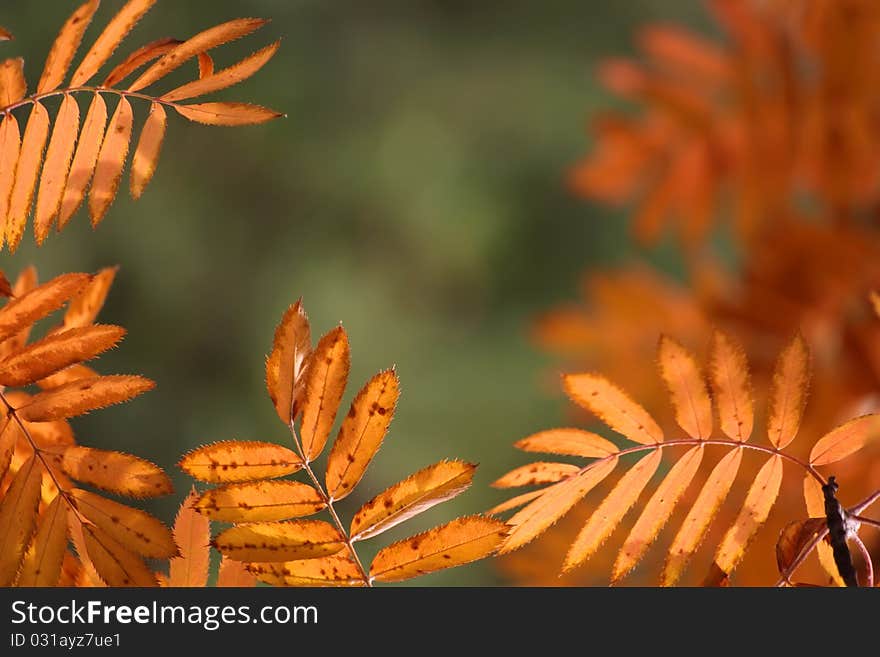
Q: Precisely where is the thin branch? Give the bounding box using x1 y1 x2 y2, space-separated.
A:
287 420 372 587
849 515 880 530
0 86 188 118
851 534 874 588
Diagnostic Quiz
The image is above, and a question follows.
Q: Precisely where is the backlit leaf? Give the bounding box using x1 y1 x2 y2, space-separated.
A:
17 494 68 586
216 557 256 587
803 475 844 586
63 266 117 329
564 373 663 444
62 446 172 498
776 517 826 580
17 375 154 422
325 369 400 500
168 487 210 587
82 523 157 586
6 102 50 252
58 93 107 228
0 272 89 343
501 457 619 553
491 462 580 488
0 324 125 387
663 447 743 586
370 515 508 583
102 38 180 88
299 326 350 462
0 115 21 247
351 460 476 541
767 334 809 449
613 445 704 583
0 455 42 585
0 58 26 105
658 336 712 439
710 331 753 442
564 449 662 571
514 428 618 458
89 96 133 226
212 519 345 562
194 480 325 522
248 555 363 587
37 0 100 93
174 102 282 126
265 301 311 425
34 94 80 243
129 102 166 199
71 488 175 559
809 414 880 466
178 440 302 483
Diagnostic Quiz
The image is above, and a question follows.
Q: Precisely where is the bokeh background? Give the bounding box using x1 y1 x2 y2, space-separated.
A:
0 0 710 584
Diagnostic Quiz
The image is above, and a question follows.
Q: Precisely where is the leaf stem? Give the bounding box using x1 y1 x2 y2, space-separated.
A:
0 390 86 525
0 86 187 118
287 421 372 586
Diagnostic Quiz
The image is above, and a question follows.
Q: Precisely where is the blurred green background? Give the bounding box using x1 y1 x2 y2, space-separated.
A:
1 0 707 585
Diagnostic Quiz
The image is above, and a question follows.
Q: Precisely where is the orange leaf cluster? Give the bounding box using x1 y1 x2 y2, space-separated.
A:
494 333 880 585
0 266 171 587
179 300 507 586
0 0 282 251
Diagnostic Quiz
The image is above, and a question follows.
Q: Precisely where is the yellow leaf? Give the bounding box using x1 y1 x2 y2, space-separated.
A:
658 335 712 440
809 414 880 466
613 445 704 583
710 331 753 442
174 102 283 126
0 414 15 482
325 369 400 500
169 487 210 587
299 326 350 462
564 373 663 444
212 519 345 562
265 301 311 425
63 266 117 329
0 272 89 343
501 457 619 554
178 440 302 483
767 333 810 449
216 557 256 587
663 447 742 586
34 94 80 243
514 428 618 458
195 480 324 522
81 523 157 586
162 41 281 102
70 0 158 86
89 96 133 226
491 462 580 488
129 18 269 92
0 324 125 387
58 93 107 228
564 449 662 572
6 102 50 252
18 494 69 586
71 488 175 558
130 102 166 199
714 454 783 576
350 460 476 542
370 515 508 583
62 446 172 498
0 455 42 585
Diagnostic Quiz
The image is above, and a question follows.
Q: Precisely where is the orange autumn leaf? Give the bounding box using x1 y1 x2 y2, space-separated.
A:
58 93 107 229
89 96 133 227
102 38 181 88
36 0 100 94
809 414 880 466
0 325 125 387
0 58 26 107
0 272 90 342
18 494 69 587
710 331 753 442
350 460 476 542
168 488 210 587
129 102 166 200
81 524 157 587
325 369 400 500
34 94 79 242
248 555 363 587
194 480 325 523
0 455 42 585
62 446 172 498
36 364 99 390
70 488 175 559
491 462 580 489
0 115 21 244
17 375 155 422
6 101 50 252
265 301 311 425
514 428 618 458
299 326 350 462
803 476 843 586
173 102 283 126
63 266 118 329
767 334 810 449
369 515 508 583
216 557 256 587
179 440 303 484
212 519 345 562
658 336 712 440
563 373 663 444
